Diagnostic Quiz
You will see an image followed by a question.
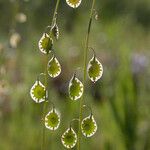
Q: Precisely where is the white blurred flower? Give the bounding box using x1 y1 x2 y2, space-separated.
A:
9 32 21 48
15 13 27 23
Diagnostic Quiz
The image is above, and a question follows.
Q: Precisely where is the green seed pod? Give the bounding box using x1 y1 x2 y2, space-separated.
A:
47 55 61 78
61 127 77 149
45 108 60 131
68 74 83 101
81 114 97 137
66 0 82 8
51 23 59 40
87 55 103 83
30 80 46 103
38 33 53 54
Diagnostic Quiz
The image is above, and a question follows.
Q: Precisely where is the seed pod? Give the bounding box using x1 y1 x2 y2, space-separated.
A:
38 33 53 54
61 127 77 149
51 23 59 40
66 0 82 8
81 114 97 137
47 56 61 78
87 54 103 83
30 80 46 103
68 74 83 101
45 108 60 131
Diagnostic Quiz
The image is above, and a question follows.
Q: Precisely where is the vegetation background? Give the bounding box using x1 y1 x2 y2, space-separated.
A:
0 0 150 149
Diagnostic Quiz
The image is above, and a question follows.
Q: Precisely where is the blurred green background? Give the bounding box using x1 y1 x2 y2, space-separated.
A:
0 0 150 150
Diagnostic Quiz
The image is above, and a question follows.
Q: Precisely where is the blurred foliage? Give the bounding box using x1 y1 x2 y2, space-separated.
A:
0 0 150 150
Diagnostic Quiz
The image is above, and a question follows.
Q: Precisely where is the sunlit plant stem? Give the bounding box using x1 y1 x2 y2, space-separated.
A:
41 0 60 150
77 0 96 149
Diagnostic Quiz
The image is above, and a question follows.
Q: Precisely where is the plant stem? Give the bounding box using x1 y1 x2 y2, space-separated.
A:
41 56 48 150
49 0 60 36
77 0 96 149
41 0 60 150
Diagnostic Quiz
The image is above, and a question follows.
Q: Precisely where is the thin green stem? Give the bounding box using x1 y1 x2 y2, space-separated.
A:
41 0 60 150
41 55 48 150
49 0 60 36
77 0 96 150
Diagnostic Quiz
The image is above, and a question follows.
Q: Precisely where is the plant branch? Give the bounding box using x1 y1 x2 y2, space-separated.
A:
77 0 96 149
41 0 60 150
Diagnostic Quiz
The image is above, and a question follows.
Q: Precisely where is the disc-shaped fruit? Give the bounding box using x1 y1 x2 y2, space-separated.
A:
68 74 83 101
30 80 46 103
61 127 77 149
47 56 61 78
45 108 60 131
51 23 59 40
87 55 103 83
81 114 97 137
38 33 53 54
66 0 82 8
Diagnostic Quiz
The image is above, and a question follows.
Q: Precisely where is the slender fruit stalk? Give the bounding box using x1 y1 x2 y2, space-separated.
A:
41 0 60 150
77 0 96 149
